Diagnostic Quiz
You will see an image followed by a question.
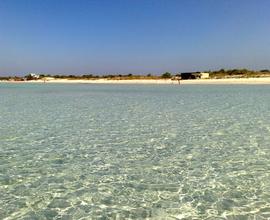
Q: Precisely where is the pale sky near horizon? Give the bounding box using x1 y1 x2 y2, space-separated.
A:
0 0 270 75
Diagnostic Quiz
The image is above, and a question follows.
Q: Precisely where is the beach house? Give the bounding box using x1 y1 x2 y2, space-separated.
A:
180 72 209 80
29 73 40 79
200 72 210 79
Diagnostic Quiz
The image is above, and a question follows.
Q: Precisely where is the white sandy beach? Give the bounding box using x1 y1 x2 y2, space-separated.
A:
3 77 270 84
0 77 270 85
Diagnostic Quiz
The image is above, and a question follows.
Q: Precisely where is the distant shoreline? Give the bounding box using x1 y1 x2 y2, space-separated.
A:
2 77 270 84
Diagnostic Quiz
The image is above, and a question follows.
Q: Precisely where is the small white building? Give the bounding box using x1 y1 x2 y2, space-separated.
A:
29 73 40 79
200 72 209 79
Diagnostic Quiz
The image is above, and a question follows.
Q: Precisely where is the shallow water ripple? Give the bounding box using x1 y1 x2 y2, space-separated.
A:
1 84 270 219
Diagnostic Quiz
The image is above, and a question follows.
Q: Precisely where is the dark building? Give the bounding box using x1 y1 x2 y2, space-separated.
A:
180 72 201 80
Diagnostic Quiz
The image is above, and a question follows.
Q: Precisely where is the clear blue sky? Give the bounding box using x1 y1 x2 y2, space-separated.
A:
1 0 270 75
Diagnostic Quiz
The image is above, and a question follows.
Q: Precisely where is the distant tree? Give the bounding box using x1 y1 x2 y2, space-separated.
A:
14 76 24 81
82 74 93 78
227 69 246 75
161 72 172 78
147 73 152 77
260 69 270 72
0 76 10 80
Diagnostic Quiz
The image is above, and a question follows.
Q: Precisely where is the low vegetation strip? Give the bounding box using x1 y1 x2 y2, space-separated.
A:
1 69 270 81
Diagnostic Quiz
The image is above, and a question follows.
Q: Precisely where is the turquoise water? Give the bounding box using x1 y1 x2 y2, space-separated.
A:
1 83 270 219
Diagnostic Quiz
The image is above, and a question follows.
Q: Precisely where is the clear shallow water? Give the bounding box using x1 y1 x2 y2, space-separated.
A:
1 83 270 220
